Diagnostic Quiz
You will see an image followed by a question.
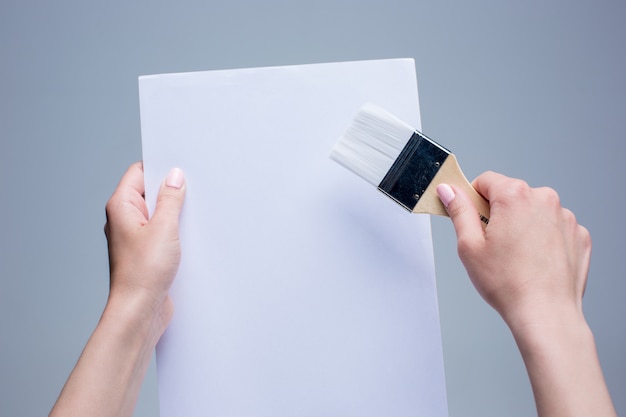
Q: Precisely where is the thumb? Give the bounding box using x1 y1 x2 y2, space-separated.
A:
151 168 186 227
437 183 484 246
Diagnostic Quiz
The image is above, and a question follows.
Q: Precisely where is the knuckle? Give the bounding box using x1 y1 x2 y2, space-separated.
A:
560 207 592 251
104 197 115 216
105 191 123 216
537 186 561 207
495 178 531 207
157 189 182 206
456 234 474 254
506 179 531 199
445 199 464 219
456 235 482 263
577 223 592 249
561 207 577 224
104 199 118 227
479 170 498 181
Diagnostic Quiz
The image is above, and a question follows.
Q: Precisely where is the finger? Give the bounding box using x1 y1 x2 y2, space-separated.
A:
105 162 149 226
576 223 592 296
472 172 536 222
151 168 186 229
437 183 484 250
116 161 146 199
471 171 511 202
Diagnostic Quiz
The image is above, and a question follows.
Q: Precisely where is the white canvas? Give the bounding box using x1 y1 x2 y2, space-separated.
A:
139 58 448 417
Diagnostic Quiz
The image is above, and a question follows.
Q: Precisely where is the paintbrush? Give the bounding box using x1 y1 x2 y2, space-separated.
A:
330 103 490 225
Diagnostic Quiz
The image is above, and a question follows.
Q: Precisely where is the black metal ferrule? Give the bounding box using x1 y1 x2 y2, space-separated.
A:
378 131 451 211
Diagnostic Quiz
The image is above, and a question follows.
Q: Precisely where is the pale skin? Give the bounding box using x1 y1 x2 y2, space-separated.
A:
50 164 615 416
437 172 616 417
49 162 186 417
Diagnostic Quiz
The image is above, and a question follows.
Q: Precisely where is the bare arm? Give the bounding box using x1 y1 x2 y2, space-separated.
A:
49 162 186 417
437 172 616 417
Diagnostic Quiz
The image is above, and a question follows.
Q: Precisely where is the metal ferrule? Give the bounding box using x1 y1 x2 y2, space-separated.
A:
378 131 451 211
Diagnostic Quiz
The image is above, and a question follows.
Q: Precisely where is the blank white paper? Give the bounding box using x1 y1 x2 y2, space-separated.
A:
139 58 448 417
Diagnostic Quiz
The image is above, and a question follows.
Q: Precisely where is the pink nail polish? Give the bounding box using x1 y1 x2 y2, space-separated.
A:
436 184 455 208
166 168 184 189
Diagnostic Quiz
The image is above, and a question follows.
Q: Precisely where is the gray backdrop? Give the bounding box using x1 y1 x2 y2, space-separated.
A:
1 1 624 416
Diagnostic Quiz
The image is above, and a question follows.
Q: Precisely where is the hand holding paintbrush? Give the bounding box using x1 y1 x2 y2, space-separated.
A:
330 106 616 416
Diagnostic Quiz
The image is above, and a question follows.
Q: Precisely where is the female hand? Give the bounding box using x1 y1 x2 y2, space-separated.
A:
437 172 616 417
104 161 186 322
50 162 186 417
437 171 590 329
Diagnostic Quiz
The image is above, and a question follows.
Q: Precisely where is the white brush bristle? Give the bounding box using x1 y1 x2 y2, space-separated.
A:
330 103 417 186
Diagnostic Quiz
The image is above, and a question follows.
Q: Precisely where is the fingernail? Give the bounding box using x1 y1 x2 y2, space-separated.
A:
166 168 184 189
437 184 455 208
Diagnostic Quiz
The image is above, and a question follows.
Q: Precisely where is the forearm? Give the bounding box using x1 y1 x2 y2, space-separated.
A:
510 313 616 417
50 291 171 417
440 174 615 415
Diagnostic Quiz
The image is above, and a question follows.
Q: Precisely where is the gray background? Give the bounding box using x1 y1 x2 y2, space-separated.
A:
1 1 624 416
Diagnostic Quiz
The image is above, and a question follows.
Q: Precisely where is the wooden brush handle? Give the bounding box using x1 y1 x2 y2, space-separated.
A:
412 154 490 226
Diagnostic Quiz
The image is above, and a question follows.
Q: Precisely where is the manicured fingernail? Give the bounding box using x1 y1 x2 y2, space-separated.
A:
437 184 455 208
166 168 184 189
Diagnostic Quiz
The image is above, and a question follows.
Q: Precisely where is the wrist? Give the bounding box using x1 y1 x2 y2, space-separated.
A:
103 287 174 349
505 302 591 366
507 309 616 417
509 309 593 362
498 293 586 341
